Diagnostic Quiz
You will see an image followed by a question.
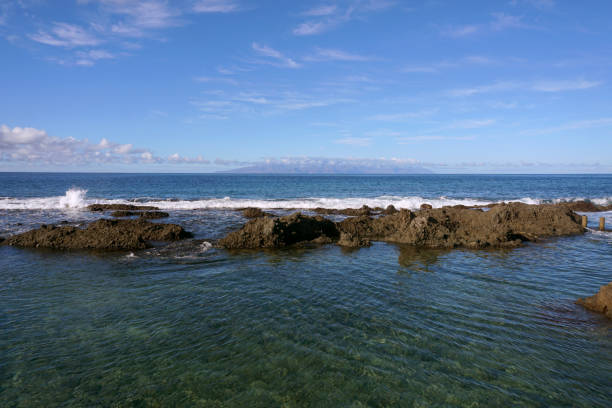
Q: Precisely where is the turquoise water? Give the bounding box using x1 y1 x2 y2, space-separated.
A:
1 174 611 406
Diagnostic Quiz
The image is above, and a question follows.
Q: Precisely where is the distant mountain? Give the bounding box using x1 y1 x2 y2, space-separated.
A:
221 158 433 174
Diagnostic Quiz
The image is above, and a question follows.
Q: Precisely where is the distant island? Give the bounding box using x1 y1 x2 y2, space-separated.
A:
221 158 433 174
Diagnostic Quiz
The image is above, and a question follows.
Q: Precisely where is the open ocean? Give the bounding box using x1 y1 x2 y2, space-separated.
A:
1 173 611 407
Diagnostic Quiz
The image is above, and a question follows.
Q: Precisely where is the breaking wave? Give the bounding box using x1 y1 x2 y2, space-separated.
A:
0 188 610 211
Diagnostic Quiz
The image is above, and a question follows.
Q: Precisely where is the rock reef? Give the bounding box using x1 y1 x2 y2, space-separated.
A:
219 203 584 250
241 207 274 218
219 213 339 249
87 204 159 212
110 210 170 219
576 282 612 319
4 219 191 250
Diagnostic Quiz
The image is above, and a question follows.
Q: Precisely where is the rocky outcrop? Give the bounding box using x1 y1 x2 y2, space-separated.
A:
4 219 191 250
219 213 339 249
420 203 433 210
561 201 612 212
88 204 159 212
219 203 584 250
110 210 169 219
313 205 372 216
241 207 273 218
139 211 170 219
576 282 612 319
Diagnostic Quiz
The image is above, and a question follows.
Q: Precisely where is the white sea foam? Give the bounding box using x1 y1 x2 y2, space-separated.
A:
58 187 88 209
0 188 611 211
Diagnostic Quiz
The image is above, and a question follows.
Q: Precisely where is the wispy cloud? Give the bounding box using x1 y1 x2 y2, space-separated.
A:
447 79 601 97
334 137 372 146
30 22 101 47
531 79 602 92
252 42 301 68
193 0 241 13
301 5 338 17
368 109 438 121
442 12 533 38
396 135 475 143
304 47 375 62
520 118 612 135
293 0 396 36
403 55 495 73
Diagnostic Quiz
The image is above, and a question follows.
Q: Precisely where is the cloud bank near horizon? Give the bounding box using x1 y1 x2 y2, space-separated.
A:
2 124 610 174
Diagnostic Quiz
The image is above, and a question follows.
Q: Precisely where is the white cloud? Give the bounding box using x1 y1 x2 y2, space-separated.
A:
304 47 374 62
30 22 101 47
520 118 612 136
334 137 372 146
448 79 602 97
368 109 438 121
301 5 337 16
193 0 241 13
531 79 602 92
443 25 479 37
252 42 301 68
447 119 496 129
490 13 526 31
403 55 494 73
293 0 396 36
0 124 212 166
396 135 475 143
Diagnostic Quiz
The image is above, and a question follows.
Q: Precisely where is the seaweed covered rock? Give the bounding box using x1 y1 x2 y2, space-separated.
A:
219 203 584 250
313 205 372 217
576 282 612 319
110 210 170 219
219 212 339 249
4 219 191 250
242 207 273 218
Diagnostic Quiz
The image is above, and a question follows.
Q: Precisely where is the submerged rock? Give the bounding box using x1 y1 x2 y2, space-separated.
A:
219 212 339 249
576 282 612 319
241 207 273 218
88 204 159 212
4 219 191 250
219 203 584 250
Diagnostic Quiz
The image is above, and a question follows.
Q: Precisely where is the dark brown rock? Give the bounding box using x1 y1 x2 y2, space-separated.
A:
5 219 191 250
88 204 159 212
382 205 398 215
561 201 612 212
219 203 584 250
242 207 273 218
420 203 433 210
111 210 170 219
219 212 339 249
110 210 138 217
576 282 612 319
313 205 372 216
139 211 170 219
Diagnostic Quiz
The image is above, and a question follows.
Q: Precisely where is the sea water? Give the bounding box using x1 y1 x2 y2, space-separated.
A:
0 173 611 407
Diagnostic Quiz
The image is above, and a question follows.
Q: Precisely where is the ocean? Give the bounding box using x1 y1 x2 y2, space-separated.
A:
1 173 611 407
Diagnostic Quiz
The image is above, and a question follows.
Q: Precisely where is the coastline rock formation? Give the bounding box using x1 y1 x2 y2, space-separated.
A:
219 203 584 250
576 282 612 319
87 204 159 212
219 213 339 249
110 210 170 219
241 207 274 218
4 219 191 250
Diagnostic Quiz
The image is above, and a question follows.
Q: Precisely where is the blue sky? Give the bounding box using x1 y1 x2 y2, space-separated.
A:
1 0 611 173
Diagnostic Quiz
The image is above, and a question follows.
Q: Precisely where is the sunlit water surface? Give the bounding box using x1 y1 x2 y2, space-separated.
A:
1 174 611 407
